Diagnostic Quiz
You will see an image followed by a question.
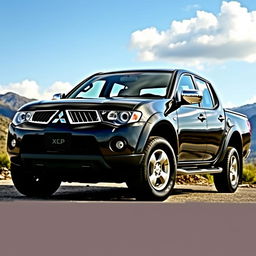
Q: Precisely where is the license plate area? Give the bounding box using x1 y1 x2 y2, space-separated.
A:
45 133 71 153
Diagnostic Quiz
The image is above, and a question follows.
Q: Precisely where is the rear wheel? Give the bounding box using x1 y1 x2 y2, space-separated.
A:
126 136 176 201
11 166 61 197
214 147 241 193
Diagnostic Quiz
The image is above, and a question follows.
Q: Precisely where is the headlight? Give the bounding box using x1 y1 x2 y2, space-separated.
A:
100 110 142 126
13 111 33 125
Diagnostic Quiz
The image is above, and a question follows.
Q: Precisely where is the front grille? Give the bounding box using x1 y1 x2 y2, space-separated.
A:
31 110 58 124
66 110 100 124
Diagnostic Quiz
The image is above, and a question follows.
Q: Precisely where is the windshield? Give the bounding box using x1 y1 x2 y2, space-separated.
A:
67 72 173 99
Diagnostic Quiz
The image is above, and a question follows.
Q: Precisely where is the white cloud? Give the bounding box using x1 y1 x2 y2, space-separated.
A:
184 4 200 12
0 80 73 99
223 101 238 108
0 80 41 99
130 1 256 66
42 81 73 99
245 96 256 105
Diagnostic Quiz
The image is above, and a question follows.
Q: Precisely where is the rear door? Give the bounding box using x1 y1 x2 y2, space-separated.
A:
176 74 207 162
194 78 225 161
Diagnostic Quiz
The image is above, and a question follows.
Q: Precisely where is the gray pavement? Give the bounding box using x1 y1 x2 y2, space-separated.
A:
0 180 256 202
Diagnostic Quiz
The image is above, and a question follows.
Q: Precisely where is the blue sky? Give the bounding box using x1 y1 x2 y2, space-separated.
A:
0 0 256 107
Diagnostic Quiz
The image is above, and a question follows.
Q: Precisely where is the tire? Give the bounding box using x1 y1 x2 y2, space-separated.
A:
11 166 61 197
214 147 241 193
126 136 177 201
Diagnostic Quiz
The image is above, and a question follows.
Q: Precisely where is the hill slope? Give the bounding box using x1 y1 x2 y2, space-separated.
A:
0 115 11 154
233 103 256 119
0 92 34 119
232 103 256 159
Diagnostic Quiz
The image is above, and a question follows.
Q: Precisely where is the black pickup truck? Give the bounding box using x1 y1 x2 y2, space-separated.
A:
7 69 251 200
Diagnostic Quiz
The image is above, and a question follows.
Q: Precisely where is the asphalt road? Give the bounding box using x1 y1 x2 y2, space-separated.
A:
0 179 255 202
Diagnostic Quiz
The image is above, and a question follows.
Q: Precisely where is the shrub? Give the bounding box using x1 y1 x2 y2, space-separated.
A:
202 174 214 184
0 153 10 169
242 163 256 184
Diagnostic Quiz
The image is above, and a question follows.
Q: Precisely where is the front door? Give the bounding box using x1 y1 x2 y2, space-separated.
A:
177 106 207 162
176 74 207 162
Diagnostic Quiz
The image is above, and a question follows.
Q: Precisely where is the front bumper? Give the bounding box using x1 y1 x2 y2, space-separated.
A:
7 122 145 181
10 153 144 183
11 153 144 169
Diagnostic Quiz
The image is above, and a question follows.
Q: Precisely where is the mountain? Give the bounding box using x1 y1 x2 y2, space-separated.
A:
0 115 11 154
0 92 35 119
232 103 256 119
249 115 256 159
0 101 15 118
232 103 256 159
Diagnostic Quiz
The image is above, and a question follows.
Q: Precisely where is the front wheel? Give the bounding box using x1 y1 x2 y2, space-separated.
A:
214 147 241 193
126 136 177 201
11 166 61 197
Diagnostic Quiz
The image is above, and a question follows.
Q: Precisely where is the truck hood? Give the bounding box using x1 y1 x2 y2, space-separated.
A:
19 97 154 111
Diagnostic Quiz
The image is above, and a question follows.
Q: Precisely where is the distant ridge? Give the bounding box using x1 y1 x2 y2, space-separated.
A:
233 103 256 159
0 92 35 119
232 103 256 119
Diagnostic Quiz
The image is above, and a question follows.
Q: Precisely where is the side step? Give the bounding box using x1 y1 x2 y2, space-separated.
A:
177 167 223 175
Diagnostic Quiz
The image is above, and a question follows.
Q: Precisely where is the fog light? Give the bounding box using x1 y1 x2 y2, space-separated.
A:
109 137 127 152
11 139 16 148
116 140 125 150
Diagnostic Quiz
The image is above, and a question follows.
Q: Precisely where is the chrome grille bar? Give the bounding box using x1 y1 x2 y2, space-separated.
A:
66 110 100 124
30 110 58 124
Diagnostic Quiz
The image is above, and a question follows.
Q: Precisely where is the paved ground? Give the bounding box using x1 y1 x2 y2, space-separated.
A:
0 179 256 202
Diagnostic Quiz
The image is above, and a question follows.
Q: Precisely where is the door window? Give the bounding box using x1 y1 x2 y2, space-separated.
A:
177 75 198 106
177 75 196 94
195 78 214 109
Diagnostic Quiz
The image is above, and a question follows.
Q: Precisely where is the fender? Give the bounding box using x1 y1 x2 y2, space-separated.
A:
214 125 243 165
135 112 178 155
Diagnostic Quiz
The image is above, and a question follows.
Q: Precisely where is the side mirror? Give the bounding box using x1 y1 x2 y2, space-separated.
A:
181 89 202 104
52 93 65 100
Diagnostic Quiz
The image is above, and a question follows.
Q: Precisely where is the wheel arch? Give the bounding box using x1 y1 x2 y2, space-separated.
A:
136 118 178 158
219 129 243 174
228 131 243 155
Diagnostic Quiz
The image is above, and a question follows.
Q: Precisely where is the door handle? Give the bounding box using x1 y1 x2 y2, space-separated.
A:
218 115 225 122
198 113 206 122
